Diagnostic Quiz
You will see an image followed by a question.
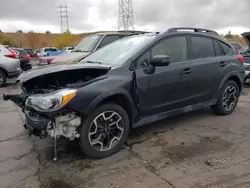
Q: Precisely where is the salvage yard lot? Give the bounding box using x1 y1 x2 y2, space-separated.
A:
1 82 250 188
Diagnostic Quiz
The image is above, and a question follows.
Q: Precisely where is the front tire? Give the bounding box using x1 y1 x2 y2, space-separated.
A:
211 80 239 115
79 103 130 158
0 70 7 87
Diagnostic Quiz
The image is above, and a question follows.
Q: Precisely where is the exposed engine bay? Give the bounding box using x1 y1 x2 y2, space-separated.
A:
3 65 110 160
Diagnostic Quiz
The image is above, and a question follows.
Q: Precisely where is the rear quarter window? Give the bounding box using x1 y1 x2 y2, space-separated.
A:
213 40 223 56
219 41 232 55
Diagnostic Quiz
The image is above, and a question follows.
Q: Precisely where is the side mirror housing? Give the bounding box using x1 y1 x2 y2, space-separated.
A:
151 55 170 67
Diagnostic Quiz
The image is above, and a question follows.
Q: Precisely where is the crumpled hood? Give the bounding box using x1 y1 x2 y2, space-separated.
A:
51 52 90 64
18 63 111 83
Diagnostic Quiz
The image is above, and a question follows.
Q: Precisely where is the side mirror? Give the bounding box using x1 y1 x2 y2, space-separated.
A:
151 55 170 67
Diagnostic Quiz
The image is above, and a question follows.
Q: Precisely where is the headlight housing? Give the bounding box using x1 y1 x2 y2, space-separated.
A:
25 89 77 112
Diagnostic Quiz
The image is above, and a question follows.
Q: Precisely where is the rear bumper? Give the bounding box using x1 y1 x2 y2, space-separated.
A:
7 69 22 79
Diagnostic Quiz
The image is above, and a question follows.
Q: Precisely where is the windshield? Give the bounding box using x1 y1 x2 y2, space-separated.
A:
72 35 102 52
81 35 155 66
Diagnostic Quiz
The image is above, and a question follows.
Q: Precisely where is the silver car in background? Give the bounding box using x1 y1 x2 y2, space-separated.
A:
0 45 22 87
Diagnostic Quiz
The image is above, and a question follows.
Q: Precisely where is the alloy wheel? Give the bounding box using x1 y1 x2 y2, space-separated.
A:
222 85 237 111
88 111 124 152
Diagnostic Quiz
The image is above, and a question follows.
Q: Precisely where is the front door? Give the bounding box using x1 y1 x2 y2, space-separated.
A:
134 35 196 117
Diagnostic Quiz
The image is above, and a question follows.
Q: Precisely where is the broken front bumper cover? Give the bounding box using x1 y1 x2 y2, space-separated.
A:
24 110 53 138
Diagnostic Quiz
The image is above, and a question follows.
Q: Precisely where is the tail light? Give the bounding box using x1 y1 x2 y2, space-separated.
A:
5 48 18 59
237 55 244 64
23 55 30 60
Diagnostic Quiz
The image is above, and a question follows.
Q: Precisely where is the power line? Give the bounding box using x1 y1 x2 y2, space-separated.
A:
118 0 134 31
57 4 70 33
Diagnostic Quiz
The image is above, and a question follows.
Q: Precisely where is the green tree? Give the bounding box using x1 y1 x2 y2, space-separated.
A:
54 28 72 49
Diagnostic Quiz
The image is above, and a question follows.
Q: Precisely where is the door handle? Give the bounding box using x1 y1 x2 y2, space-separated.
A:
182 68 193 74
220 61 227 67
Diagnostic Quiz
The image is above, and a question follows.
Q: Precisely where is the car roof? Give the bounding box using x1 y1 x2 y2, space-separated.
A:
144 27 228 44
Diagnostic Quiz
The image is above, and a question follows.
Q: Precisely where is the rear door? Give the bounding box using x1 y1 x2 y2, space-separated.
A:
190 35 226 103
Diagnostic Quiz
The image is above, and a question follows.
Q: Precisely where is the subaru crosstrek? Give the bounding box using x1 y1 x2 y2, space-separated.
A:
3 27 245 159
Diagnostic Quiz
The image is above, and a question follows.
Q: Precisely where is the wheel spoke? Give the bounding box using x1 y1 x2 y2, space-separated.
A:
90 134 104 151
89 119 98 136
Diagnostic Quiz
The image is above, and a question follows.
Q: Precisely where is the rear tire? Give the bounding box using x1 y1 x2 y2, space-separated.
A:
211 80 239 115
0 70 7 87
79 103 130 158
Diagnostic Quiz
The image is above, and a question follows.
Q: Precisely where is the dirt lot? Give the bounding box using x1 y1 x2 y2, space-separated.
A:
1 81 250 188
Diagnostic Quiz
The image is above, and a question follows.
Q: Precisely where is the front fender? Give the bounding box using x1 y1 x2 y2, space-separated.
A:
66 75 138 120
85 88 137 116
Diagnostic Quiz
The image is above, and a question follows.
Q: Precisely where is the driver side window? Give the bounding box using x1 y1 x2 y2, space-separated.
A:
134 36 187 69
152 36 187 63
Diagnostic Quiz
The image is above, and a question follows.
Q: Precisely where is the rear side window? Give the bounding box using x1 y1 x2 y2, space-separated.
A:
213 40 223 56
99 35 121 48
219 41 232 55
191 36 215 59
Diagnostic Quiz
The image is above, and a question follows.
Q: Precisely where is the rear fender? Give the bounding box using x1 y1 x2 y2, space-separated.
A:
212 71 243 104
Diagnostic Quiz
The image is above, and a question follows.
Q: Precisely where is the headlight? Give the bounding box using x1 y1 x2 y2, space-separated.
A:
25 89 77 112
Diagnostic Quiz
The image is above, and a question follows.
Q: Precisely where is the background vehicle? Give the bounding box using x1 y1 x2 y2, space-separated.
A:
23 48 37 57
36 51 70 66
37 47 58 57
3 27 244 159
0 45 21 87
240 32 250 82
230 42 247 54
51 30 149 64
62 46 74 52
10 48 32 71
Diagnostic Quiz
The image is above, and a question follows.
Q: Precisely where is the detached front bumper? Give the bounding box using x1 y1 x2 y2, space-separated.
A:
24 110 53 138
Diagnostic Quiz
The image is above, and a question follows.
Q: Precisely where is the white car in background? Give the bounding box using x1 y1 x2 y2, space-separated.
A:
0 45 22 87
62 46 74 53
37 47 58 57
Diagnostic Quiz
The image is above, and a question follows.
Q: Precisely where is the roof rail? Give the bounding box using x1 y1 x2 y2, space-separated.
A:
165 27 219 36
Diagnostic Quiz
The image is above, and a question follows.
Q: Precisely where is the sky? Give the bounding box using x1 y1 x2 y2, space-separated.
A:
0 0 249 35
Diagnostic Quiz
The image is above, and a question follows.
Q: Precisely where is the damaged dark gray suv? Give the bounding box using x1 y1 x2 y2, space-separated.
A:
3 27 245 159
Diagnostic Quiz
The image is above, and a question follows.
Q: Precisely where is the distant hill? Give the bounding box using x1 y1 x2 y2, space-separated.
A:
0 31 247 50
0 31 110 49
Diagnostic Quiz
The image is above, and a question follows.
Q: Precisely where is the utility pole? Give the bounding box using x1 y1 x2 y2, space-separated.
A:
118 0 134 31
57 4 70 33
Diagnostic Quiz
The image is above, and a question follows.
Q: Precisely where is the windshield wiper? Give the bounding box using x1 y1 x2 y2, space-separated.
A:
86 61 102 64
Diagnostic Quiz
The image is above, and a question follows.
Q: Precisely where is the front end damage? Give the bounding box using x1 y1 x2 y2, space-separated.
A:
3 64 110 160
